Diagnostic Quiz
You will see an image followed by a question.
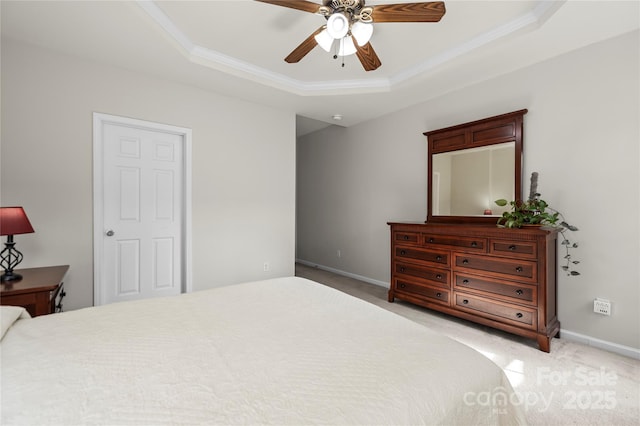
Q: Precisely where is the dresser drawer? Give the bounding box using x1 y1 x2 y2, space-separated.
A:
424 234 487 252
394 246 450 267
454 254 537 283
393 231 421 246
455 293 537 329
490 239 537 260
395 262 449 288
395 279 450 306
454 274 537 306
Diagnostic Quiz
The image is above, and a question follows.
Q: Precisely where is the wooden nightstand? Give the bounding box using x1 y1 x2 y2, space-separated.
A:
0 265 69 317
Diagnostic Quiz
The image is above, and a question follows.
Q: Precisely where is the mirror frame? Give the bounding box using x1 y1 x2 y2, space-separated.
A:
425 109 527 224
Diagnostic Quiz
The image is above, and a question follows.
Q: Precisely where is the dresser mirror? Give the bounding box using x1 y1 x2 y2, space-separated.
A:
425 109 527 224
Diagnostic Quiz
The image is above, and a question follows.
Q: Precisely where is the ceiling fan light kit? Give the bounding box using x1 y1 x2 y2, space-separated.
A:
257 0 446 71
314 20 373 56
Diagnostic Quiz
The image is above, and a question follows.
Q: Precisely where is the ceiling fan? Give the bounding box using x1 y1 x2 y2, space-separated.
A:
255 0 446 71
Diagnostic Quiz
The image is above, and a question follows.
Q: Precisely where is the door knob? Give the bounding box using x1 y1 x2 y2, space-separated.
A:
105 229 115 237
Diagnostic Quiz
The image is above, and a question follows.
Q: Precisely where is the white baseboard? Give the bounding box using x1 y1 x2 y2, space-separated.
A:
559 329 640 360
295 259 640 360
295 259 389 288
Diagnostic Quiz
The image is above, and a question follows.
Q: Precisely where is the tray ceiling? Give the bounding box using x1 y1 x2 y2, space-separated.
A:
1 1 638 135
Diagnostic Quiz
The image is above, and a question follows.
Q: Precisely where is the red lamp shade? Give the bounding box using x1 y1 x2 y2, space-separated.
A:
0 207 35 236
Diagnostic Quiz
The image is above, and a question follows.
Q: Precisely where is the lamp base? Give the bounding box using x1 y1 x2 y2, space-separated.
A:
1 271 23 283
1 237 25 283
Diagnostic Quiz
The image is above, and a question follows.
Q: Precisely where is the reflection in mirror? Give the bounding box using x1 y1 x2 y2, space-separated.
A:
432 142 515 217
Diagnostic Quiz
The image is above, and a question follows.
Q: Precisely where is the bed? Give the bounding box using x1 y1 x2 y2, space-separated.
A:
1 276 525 425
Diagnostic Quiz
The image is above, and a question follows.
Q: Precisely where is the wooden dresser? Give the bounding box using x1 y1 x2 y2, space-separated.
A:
388 223 560 352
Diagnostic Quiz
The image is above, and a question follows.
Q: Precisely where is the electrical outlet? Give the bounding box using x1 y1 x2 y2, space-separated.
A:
593 298 611 316
263 262 270 272
337 249 341 258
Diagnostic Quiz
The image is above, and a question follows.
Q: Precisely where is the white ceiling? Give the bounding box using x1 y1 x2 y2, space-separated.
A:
2 1 638 136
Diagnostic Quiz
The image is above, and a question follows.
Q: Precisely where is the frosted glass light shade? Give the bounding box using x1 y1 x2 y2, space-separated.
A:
314 29 334 52
326 13 349 39
338 37 357 56
351 21 373 46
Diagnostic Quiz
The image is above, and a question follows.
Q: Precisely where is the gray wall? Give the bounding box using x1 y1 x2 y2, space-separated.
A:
297 31 640 350
1 39 296 310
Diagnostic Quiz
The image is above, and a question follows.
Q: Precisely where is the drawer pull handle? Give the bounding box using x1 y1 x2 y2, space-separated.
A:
463 299 469 304
462 259 469 265
509 245 517 251
436 292 442 298
400 283 406 289
436 274 442 280
516 313 523 318
400 250 406 255
471 241 478 247
403 235 409 240
400 267 405 273
428 238 434 243
462 279 469 284
516 266 523 272
516 289 524 295
435 256 442 261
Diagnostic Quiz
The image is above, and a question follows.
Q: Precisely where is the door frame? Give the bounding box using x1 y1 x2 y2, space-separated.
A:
92 112 193 306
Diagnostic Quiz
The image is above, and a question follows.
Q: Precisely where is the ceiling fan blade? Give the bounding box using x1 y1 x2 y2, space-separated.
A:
353 38 382 72
371 2 446 23
285 27 324 63
255 0 322 14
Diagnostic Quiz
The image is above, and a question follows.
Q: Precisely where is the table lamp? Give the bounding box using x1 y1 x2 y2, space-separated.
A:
0 207 35 282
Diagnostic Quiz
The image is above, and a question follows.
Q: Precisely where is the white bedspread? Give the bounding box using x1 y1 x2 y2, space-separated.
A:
1 277 525 425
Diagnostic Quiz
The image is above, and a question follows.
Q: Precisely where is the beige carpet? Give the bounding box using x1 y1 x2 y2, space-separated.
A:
295 263 640 426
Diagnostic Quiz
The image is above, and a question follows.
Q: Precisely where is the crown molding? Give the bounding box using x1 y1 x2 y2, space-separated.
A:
390 0 565 85
136 0 565 96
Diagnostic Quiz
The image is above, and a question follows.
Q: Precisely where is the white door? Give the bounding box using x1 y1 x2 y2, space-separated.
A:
93 114 192 305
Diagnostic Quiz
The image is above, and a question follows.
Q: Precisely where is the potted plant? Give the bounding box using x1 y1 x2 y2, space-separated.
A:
495 172 580 276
